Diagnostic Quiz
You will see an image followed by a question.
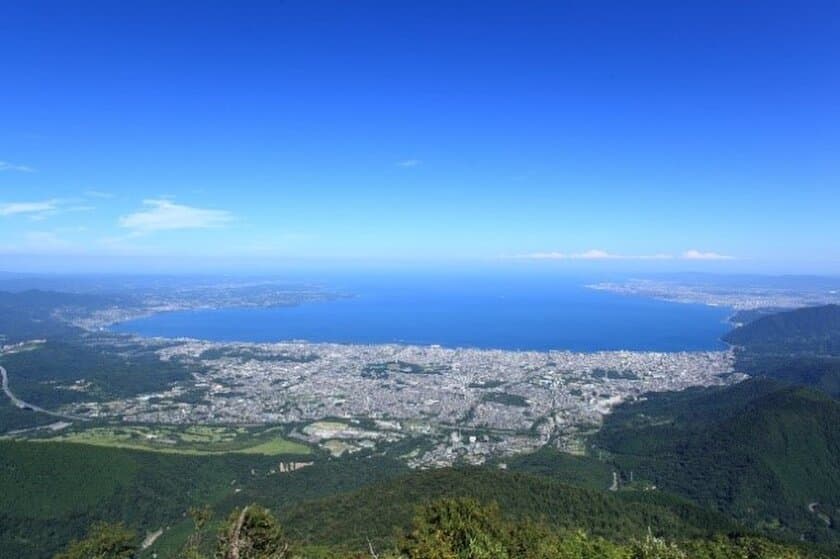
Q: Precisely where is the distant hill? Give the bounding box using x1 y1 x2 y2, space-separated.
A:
595 380 840 548
724 305 840 397
724 304 840 354
0 290 114 343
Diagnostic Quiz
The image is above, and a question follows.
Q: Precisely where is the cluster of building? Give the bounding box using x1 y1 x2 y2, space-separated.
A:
57 283 344 330
61 338 741 467
589 280 840 310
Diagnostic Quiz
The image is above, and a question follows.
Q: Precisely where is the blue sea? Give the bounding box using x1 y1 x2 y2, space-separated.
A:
112 276 732 352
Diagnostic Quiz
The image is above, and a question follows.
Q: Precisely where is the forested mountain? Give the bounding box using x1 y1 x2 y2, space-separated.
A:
595 380 840 548
724 304 840 354
0 438 425 559
0 290 104 342
275 467 738 552
723 305 840 397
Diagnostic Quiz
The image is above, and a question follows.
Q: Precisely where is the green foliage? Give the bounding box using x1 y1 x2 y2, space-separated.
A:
723 305 840 397
0 440 281 558
595 381 840 547
501 446 614 490
735 353 840 397
628 531 686 559
58 496 826 559
215 506 290 559
277 467 737 552
53 522 137 559
399 498 509 559
180 506 214 559
681 535 815 559
0 340 193 408
724 304 840 355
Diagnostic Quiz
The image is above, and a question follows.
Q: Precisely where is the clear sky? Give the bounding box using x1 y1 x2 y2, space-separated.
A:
1 1 838 273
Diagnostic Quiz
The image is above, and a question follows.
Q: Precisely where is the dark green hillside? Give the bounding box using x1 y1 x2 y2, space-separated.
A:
0 436 826 558
736 354 840 397
498 446 614 490
0 440 295 558
276 467 739 552
0 439 412 559
0 341 193 409
724 304 840 354
724 305 840 396
595 381 840 548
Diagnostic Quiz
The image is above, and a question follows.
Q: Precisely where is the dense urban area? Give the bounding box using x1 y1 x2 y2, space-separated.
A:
6 332 738 468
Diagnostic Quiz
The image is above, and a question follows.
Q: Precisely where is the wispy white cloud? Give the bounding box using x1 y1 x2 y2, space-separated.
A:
0 199 60 217
0 161 35 173
119 199 234 234
0 198 96 221
682 249 734 261
396 159 421 168
513 248 735 261
514 249 673 261
84 189 114 199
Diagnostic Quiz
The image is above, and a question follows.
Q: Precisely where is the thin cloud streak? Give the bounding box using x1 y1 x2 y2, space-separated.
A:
682 249 734 261
119 199 234 233
513 249 673 261
0 161 35 172
0 199 59 216
513 249 734 261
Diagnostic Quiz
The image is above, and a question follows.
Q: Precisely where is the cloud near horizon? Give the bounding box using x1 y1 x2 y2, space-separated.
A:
681 249 734 260
514 249 734 261
119 199 234 233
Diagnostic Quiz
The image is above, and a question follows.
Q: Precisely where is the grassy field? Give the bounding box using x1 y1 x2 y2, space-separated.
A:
28 424 311 456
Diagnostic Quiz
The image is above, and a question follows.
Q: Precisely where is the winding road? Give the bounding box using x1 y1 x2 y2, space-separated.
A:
1 364 86 421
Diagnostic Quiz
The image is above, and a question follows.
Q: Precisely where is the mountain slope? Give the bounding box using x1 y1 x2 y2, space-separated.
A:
595 381 840 547
0 441 288 558
276 467 740 552
724 304 840 354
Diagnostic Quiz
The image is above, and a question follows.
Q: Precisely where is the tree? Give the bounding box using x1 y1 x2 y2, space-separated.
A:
629 530 686 559
54 522 137 559
215 505 290 559
180 505 214 559
398 498 510 559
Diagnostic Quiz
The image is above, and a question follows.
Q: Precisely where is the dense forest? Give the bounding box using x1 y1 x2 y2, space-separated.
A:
56 498 823 559
594 381 840 547
724 305 840 396
724 304 840 355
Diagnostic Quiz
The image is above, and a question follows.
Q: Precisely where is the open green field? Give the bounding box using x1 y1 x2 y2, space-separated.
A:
26 424 311 456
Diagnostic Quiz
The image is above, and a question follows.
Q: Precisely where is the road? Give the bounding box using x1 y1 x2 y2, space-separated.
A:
1 364 86 421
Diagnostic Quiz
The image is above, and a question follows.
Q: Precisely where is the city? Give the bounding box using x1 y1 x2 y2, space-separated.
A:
51 336 740 468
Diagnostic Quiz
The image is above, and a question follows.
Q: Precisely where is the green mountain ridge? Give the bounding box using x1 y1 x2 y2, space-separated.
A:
724 304 840 355
596 380 840 547
274 467 740 552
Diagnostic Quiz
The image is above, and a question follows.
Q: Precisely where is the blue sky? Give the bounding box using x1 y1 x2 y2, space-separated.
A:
1 1 839 273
